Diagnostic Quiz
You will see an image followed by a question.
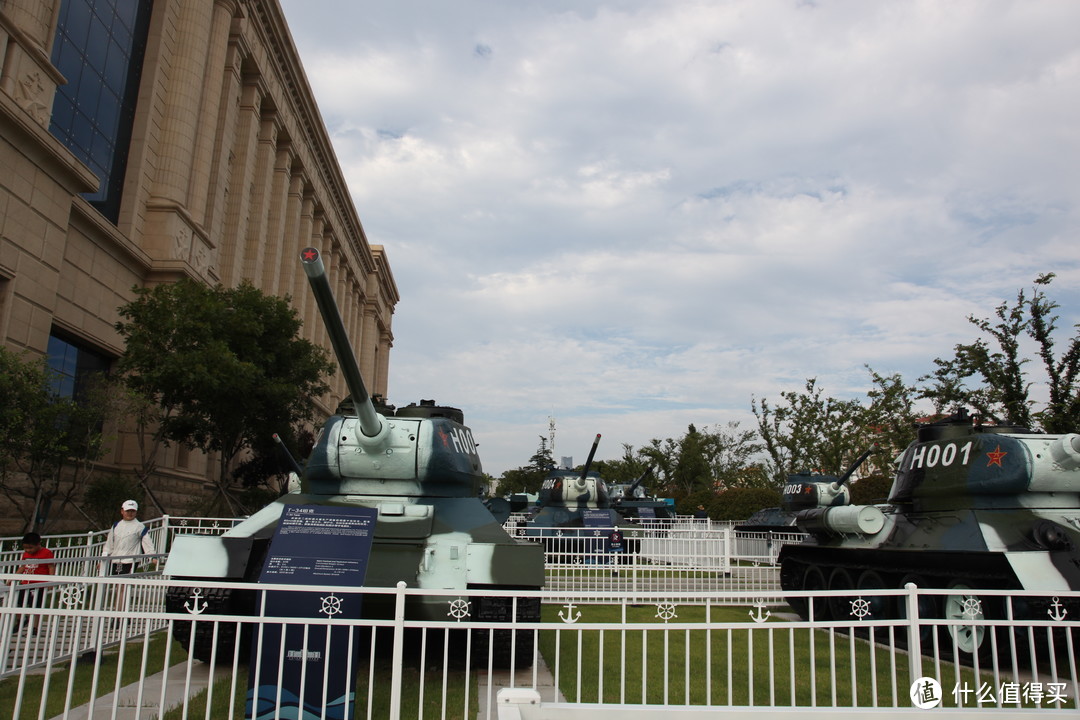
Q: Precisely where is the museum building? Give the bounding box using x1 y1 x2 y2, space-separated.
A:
0 0 398 533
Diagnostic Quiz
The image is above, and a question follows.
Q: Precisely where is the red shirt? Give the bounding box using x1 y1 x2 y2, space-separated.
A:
20 546 55 584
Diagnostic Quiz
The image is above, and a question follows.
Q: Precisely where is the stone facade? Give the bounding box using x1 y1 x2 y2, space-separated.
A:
0 0 397 533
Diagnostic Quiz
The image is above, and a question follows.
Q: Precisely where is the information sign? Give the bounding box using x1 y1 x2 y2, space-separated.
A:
247 505 377 720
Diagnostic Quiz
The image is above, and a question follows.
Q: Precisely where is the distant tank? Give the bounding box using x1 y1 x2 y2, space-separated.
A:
778 410 1080 659
739 448 876 533
521 434 645 559
164 247 544 668
608 466 676 522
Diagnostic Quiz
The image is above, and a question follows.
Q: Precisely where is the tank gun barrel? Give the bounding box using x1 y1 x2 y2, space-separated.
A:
836 443 878 487
300 247 382 438
626 465 654 496
580 434 601 480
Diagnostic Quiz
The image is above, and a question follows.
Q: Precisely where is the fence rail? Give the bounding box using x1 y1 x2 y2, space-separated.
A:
2 573 1077 719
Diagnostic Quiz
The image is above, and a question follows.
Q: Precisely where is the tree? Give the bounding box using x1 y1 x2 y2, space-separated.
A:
700 421 766 489
671 424 712 496
712 487 782 521
861 368 922 476
848 474 893 505
920 274 1079 432
494 436 554 496
0 347 110 532
594 443 652 485
752 378 869 485
115 279 334 515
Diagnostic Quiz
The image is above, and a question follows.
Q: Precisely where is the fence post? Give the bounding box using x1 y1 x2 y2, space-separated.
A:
160 514 171 552
904 581 923 684
388 581 407 720
81 531 97 577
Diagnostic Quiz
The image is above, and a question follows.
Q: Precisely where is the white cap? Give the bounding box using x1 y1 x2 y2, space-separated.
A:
122 500 138 511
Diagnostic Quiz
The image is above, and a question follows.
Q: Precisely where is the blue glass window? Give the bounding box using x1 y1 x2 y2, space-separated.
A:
49 0 152 223
47 332 111 400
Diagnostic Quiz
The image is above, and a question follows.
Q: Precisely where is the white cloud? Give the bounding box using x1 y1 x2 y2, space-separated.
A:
280 0 1080 474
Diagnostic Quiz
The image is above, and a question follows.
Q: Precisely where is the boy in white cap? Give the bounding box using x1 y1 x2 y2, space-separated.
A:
102 500 156 575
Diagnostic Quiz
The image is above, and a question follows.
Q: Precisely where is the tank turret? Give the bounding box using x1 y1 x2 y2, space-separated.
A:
164 248 544 668
520 434 645 556
608 466 676 521
778 410 1080 660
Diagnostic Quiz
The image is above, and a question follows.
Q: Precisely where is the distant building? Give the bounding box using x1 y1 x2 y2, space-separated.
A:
0 0 397 533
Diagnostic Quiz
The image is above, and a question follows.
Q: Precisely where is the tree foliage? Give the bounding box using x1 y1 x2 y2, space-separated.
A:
712 487 782 521
640 422 763 499
115 279 334 514
920 274 1079 432
0 347 110 532
495 436 554 496
752 370 920 485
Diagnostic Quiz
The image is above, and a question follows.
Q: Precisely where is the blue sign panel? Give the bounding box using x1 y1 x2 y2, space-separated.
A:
247 505 377 720
637 507 656 519
581 509 611 527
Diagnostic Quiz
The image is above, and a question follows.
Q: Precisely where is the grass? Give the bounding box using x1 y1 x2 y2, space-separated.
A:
537 603 1075 710
6 608 1072 716
2 628 187 720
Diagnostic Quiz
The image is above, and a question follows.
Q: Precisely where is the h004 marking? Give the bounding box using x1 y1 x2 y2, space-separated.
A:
909 441 973 470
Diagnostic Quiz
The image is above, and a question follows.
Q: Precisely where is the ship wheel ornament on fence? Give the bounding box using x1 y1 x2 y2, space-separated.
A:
960 596 982 620
655 602 678 622
60 583 86 609
320 593 342 618
447 598 471 621
849 596 872 620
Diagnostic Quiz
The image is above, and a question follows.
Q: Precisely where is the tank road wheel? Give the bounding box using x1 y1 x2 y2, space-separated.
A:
165 584 255 664
827 567 855 623
802 566 830 621
779 559 808 619
856 570 894 622
941 582 999 663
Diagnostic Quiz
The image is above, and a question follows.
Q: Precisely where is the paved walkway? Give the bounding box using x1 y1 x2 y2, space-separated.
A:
47 661 231 720
477 655 563 720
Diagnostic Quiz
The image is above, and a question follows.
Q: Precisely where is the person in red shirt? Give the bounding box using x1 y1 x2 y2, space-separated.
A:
17 532 55 636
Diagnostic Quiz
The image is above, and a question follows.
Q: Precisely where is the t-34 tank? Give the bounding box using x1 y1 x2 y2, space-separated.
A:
778 410 1080 659
609 466 676 522
164 247 544 667
521 434 645 560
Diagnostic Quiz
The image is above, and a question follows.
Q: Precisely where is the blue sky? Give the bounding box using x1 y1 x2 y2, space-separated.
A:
278 0 1080 475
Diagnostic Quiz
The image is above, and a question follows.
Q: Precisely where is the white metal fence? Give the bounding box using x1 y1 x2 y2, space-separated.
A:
2 573 1077 719
3 518 805 595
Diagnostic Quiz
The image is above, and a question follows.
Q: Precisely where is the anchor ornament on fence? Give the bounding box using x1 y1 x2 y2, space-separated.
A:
184 588 207 614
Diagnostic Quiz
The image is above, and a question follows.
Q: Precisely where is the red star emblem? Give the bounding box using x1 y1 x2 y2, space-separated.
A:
437 427 450 448
986 445 1007 467
301 247 319 262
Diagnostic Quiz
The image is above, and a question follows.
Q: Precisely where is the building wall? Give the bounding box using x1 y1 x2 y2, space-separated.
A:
0 0 398 533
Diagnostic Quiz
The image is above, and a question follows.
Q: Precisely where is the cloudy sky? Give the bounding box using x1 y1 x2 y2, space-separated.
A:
277 0 1080 476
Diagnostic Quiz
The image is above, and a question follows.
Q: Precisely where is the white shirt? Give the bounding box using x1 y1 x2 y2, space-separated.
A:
103 518 155 564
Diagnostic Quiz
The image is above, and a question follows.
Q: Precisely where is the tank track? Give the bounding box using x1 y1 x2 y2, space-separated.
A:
778 548 1079 668
469 594 542 669
165 584 256 664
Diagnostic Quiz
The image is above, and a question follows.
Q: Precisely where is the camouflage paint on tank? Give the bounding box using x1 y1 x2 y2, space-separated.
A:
165 248 545 658
778 411 1080 623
